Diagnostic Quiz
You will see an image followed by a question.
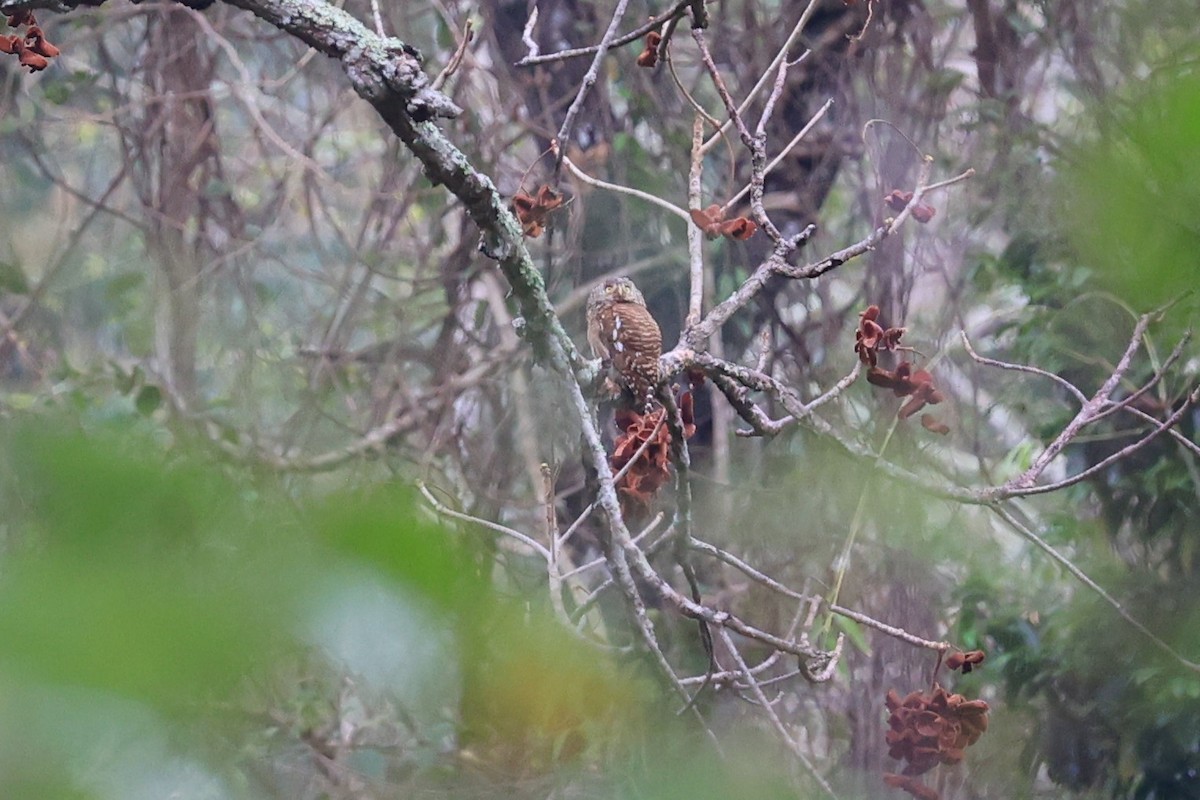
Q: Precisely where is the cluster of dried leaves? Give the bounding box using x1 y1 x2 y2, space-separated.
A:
512 184 565 238
1 12 60 72
856 306 949 434
867 362 947 430
688 204 757 241
885 189 936 224
883 654 990 800
611 391 696 514
854 305 906 367
944 649 986 674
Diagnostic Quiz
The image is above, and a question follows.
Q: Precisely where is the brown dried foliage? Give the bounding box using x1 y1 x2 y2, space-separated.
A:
611 391 696 514
883 683 990 799
512 184 565 238
945 649 986 673
688 204 758 241
857 305 949 432
1 15 61 73
854 304 906 367
920 414 950 436
884 189 936 224
636 31 662 68
867 361 946 420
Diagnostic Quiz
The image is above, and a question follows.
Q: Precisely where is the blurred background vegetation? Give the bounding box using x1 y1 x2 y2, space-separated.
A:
0 0 1197 797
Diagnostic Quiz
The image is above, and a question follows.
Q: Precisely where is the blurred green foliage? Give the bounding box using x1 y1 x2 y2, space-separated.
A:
1061 70 1200 313
0 419 678 798
0 417 851 799
953 56 1200 799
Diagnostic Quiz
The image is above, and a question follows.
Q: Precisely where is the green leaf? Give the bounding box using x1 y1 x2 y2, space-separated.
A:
40 80 71 105
134 384 161 415
833 614 870 655
1061 72 1200 309
102 272 145 303
0 260 29 294
313 486 485 612
0 423 309 707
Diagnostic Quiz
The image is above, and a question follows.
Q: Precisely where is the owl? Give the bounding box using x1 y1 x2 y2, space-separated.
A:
586 277 662 411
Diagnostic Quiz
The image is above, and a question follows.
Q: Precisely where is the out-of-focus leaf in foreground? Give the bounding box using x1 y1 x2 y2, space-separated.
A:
0 423 309 707
1061 70 1200 310
0 420 656 797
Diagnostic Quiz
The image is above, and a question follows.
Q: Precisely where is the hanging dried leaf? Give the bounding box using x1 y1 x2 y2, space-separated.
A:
680 390 697 438
0 13 60 72
718 216 757 240
884 189 913 212
911 202 937 223
636 30 662 67
884 189 936 224
920 414 951 436
25 26 60 58
17 45 47 72
855 305 907 366
945 649 986 673
689 204 757 241
512 184 565 238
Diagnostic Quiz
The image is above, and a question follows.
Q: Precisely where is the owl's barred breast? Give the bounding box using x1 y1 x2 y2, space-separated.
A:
585 278 663 410
610 301 661 408
612 303 662 356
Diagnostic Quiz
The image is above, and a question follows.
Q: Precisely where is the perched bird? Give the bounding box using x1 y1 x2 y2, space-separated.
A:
585 277 662 411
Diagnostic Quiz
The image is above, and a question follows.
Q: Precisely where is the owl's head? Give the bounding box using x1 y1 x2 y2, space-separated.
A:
587 277 647 312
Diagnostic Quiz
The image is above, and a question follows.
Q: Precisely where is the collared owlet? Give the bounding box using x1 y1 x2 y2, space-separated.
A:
586 277 662 411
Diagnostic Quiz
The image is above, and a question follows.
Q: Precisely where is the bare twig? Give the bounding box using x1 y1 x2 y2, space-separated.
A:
690 538 807 600
369 0 384 36
730 362 862 437
717 628 839 799
961 331 1089 405
677 226 814 349
559 147 691 222
559 513 664 581
516 0 692 66
1005 311 1154 491
699 0 821 155
0 161 130 341
668 53 724 133
1090 331 1191 426
993 505 1200 674
723 96 831 213
686 115 706 328
848 0 875 42
692 27 782 241
1003 386 1198 498
432 19 474 91
419 481 551 562
545 463 572 626
828 604 950 652
1120 403 1200 459
520 6 539 58
553 0 634 172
